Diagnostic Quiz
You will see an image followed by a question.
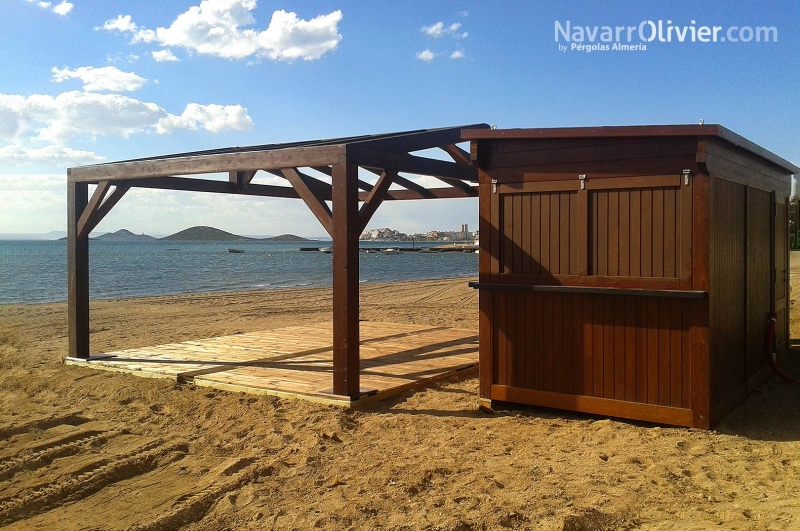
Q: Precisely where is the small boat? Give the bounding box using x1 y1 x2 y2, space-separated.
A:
365 249 379 254
166 248 179 251
227 248 245 254
382 248 401 255
319 247 333 254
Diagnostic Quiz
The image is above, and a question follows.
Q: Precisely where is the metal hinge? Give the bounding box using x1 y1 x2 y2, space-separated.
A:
579 174 586 190
492 179 498 193
682 169 691 186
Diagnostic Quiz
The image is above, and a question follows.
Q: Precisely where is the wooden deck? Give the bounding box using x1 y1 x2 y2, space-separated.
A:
65 322 478 406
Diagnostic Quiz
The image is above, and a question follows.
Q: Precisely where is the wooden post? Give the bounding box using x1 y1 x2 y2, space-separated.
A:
331 161 360 398
67 179 90 359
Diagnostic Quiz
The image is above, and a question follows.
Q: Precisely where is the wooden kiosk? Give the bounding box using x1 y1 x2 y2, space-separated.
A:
465 125 798 428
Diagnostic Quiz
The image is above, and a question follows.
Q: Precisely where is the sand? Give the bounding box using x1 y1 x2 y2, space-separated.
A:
1 266 799 530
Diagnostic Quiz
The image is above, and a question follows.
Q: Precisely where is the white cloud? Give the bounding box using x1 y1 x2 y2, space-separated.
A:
101 1 342 61
0 90 253 145
51 66 147 92
422 22 444 38
0 174 64 191
27 0 72 15
0 145 103 166
152 49 180 62
449 50 464 59
52 1 72 15
415 49 436 62
102 14 137 33
421 21 467 39
156 103 254 133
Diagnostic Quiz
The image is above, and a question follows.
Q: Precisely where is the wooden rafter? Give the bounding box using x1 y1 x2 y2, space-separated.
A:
432 176 479 197
124 176 302 198
362 167 435 199
348 146 478 182
281 168 333 236
312 166 374 192
442 144 471 166
357 170 397 233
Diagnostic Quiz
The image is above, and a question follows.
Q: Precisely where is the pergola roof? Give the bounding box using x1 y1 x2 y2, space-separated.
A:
66 124 491 399
68 124 490 239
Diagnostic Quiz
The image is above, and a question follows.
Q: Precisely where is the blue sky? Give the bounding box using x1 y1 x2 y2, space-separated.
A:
1 0 798 237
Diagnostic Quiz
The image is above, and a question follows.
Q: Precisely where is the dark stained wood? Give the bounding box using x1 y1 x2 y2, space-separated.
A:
67 181 90 360
691 173 711 428
348 146 478 182
492 385 694 427
77 181 111 239
281 168 333 236
70 145 346 182
442 144 471 166
357 170 396 233
478 170 493 399
229 170 257 190
331 162 360 398
84 185 130 236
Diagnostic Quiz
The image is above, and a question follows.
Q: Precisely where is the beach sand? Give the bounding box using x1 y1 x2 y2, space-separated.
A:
1 268 799 530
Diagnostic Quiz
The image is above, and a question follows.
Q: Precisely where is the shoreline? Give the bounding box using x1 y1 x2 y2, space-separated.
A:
0 275 480 309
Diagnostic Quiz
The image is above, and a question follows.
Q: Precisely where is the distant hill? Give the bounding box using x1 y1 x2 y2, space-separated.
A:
263 234 312 242
95 229 156 241
161 226 255 241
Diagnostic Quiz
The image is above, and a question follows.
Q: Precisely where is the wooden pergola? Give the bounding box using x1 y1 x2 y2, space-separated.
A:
67 124 489 399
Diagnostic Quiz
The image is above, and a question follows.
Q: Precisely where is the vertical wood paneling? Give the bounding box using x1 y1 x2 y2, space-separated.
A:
531 194 541 275
641 189 653 277
746 188 772 382
709 178 746 408
491 291 691 407
589 186 681 278
630 190 642 277
609 191 620 276
653 188 665 277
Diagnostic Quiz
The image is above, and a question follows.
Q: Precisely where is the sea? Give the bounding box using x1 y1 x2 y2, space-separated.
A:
0 240 478 305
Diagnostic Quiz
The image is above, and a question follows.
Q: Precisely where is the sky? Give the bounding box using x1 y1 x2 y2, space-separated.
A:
1 0 798 237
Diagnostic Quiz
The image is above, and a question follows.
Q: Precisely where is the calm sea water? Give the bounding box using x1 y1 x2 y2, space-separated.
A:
0 240 478 304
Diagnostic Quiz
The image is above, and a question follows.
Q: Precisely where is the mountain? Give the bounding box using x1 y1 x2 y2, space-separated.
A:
263 234 313 242
161 226 255 241
95 229 156 241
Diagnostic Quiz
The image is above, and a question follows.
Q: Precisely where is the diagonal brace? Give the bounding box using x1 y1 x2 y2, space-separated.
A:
281 168 333 236
357 170 397 233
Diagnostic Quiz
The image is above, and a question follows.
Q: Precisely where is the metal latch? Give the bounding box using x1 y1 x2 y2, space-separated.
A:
579 174 586 190
492 179 498 193
682 169 691 186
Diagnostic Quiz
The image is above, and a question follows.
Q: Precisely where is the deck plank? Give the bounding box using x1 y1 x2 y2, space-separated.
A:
66 322 478 406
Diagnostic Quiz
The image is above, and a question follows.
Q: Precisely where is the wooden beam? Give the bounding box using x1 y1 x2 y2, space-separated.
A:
331 162 361 398
125 176 305 199
375 186 477 201
311 166 374 192
442 144 471 166
357 170 396 233
362 167 436 198
229 170 257 190
69 144 346 183
357 125 488 154
67 181 90 360
77 181 111 239
266 168 332 194
82 185 130 237
281 168 333 236
432 176 479 197
348 146 479 182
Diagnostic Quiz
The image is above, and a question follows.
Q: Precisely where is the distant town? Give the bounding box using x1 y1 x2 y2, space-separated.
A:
360 224 477 242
